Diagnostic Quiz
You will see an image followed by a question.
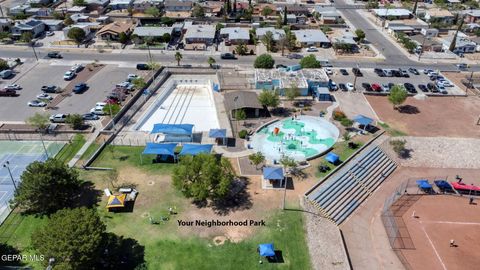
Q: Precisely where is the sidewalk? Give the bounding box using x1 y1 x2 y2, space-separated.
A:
68 127 101 167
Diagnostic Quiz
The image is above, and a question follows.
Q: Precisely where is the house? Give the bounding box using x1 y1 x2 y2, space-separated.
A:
442 32 477 54
96 21 134 41
85 0 110 11
95 16 111 24
372 8 412 20
63 23 94 38
0 19 13 32
9 5 30 16
133 26 173 42
410 34 443 52
253 4 277 17
386 19 429 35
164 0 192 12
256 27 285 41
201 2 222 17
425 8 454 24
286 14 297 24
12 20 45 38
27 0 51 5
40 19 64 31
25 7 51 16
108 0 134 10
464 10 480 24
312 6 342 24
293 29 330 48
276 4 310 16
421 28 439 38
184 23 215 45
133 0 163 12
220 27 250 45
66 6 87 13
71 13 90 23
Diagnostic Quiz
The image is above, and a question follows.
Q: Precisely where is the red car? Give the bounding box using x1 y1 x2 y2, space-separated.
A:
371 83 382 92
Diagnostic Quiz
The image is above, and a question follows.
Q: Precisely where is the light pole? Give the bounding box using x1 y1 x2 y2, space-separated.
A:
466 70 474 94
3 161 17 192
418 23 430 61
39 132 49 159
31 41 38 61
234 96 239 138
353 62 360 91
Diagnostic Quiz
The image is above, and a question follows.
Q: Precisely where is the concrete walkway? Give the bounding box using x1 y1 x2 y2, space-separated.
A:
213 145 254 158
67 127 101 167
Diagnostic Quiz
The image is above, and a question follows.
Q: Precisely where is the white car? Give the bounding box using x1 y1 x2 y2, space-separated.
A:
438 80 453 87
346 83 354 91
64 71 75 80
70 64 84 73
324 67 333 75
28 100 46 107
4 84 21 90
306 47 318 52
36 93 53 100
90 106 106 115
330 81 338 90
127 74 139 81
49 114 69 123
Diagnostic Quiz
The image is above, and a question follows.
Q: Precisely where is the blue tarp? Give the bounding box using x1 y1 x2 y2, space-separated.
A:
325 152 339 164
179 144 213 156
434 180 452 190
263 167 284 181
353 115 373 126
151 124 194 135
142 143 177 156
208 129 227 138
258 243 275 257
416 179 432 189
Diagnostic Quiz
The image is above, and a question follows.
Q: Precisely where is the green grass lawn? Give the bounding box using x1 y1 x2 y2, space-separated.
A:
315 140 364 178
54 134 86 164
378 122 407 137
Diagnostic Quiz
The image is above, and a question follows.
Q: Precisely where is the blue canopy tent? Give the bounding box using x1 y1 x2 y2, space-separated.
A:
325 152 340 164
179 144 213 156
208 129 227 145
258 243 275 257
416 179 433 192
434 180 453 192
151 124 194 143
141 143 177 164
353 115 374 132
263 166 285 188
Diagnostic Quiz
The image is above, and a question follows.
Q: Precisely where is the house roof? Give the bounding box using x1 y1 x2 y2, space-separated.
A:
133 26 172 37
426 8 453 18
224 91 263 110
410 34 441 46
256 27 285 40
372 8 411 17
97 21 134 36
442 32 476 48
466 9 480 17
293 29 330 43
39 19 63 26
312 6 341 17
220 27 250 40
184 24 215 40
15 20 44 30
164 0 192 7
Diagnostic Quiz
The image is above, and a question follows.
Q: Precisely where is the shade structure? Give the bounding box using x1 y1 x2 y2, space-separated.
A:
258 243 275 257
151 124 193 135
451 182 480 192
353 115 373 126
179 144 213 156
208 129 227 138
142 143 177 156
416 179 432 189
434 180 452 190
325 152 339 164
106 194 126 208
263 167 284 181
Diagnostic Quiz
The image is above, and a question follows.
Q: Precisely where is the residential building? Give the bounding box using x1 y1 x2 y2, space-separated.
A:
27 0 51 5
108 0 134 10
464 10 480 23
312 6 342 24
442 32 476 53
25 8 51 17
421 28 439 38
66 6 87 13
133 0 163 12
164 0 192 12
9 5 30 16
276 4 309 16
12 20 45 38
286 14 297 24
184 23 215 45
63 23 95 37
40 19 64 31
293 29 330 47
385 19 429 35
0 19 13 32
133 26 173 42
410 34 442 52
220 27 250 45
201 2 222 17
96 21 134 41
85 0 110 11
425 8 454 24
372 8 412 20
256 27 285 41
71 13 90 23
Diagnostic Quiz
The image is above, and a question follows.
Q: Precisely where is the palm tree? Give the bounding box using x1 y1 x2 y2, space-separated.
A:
175 52 182 66
207 56 216 68
261 31 274 52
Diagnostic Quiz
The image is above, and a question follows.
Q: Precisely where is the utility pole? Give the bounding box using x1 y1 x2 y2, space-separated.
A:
466 70 474 94
3 161 18 192
418 23 430 61
31 42 39 61
353 62 359 91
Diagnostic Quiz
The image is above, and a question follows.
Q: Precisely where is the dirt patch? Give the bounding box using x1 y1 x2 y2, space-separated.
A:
366 95 480 137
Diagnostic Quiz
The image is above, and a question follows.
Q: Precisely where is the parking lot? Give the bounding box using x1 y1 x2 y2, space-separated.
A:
328 68 465 95
0 63 137 122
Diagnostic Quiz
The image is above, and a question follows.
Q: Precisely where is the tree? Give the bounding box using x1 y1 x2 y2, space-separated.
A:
32 207 105 269
285 30 296 50
192 4 205 17
390 139 407 158
258 89 280 108
235 43 248 55
160 17 175 26
280 156 296 169
283 6 288 25
67 27 86 47
340 118 353 127
355 29 366 43
144 7 160 17
66 114 84 130
103 103 121 116
162 33 171 43
235 108 246 125
0 59 9 71
52 11 65 20
207 56 216 67
64 15 74 26
26 112 50 130
388 85 408 110
175 52 182 66
118 32 129 45
254 53 275 69
172 154 235 202
299 54 321 68
20 32 33 43
449 18 464 52
261 31 275 52
366 0 379 9
13 159 83 214
73 0 86 6
285 84 300 101
132 77 146 90
248 152 265 169
403 39 416 53
261 6 273 17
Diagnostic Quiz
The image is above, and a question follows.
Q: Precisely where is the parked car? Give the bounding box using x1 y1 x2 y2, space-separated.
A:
362 83 372 91
306 47 318 52
4 84 21 90
220 53 236 59
275 64 287 69
339 69 349 75
28 100 46 107
47 51 62 58
371 83 382 92
408 68 419 75
329 81 338 91
423 68 434 74
73 83 88 94
427 82 438 92
90 106 106 115
127 74 139 81
339 83 347 91
346 83 354 91
136 63 150 70
46 31 54 36
0 89 17 97
392 70 402 77
404 83 417 93
418 84 428 92
456 63 468 70
82 113 100 120
382 69 393 77
70 64 84 73
41 85 60 93
381 83 390 92
286 53 303 59
0 70 13 79
352 68 362 77
63 71 75 80
49 114 68 123
116 82 133 91
36 93 53 100
399 69 409 77
324 67 333 75
374 68 384 77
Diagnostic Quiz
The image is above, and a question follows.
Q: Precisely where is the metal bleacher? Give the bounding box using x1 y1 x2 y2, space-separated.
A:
307 146 397 225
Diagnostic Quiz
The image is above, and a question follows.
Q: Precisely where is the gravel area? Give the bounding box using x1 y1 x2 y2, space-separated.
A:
384 136 480 169
302 199 350 270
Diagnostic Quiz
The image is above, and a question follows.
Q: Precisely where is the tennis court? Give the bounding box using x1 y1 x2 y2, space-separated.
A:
0 141 65 224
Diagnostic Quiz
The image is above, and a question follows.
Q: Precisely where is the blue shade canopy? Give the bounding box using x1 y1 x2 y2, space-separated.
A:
434 180 452 190
325 152 339 164
258 243 275 257
208 129 227 138
179 144 213 156
151 124 193 135
142 143 177 156
263 167 284 180
353 115 373 126
416 179 432 189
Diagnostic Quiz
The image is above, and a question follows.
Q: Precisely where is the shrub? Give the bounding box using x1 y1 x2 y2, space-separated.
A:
340 118 353 127
390 139 407 157
333 110 346 121
238 130 248 138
